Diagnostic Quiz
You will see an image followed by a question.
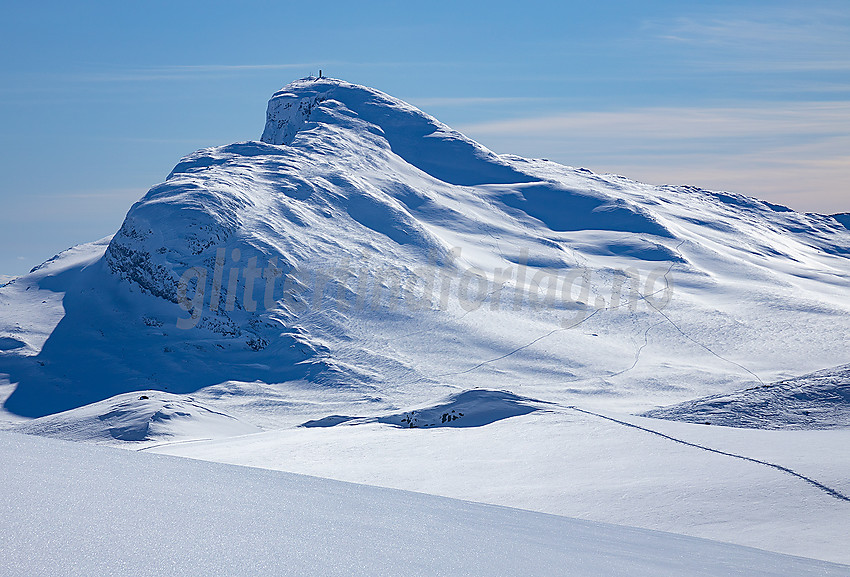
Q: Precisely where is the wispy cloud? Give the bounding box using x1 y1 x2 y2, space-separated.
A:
158 64 314 72
645 7 850 73
36 61 461 84
95 137 224 145
57 63 315 83
460 101 850 214
463 102 850 140
406 96 550 107
34 188 148 200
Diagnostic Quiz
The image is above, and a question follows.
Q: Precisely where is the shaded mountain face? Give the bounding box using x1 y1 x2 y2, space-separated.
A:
643 364 850 430
1 77 850 419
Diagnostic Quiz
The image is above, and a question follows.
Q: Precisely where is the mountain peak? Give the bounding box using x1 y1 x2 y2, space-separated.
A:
261 77 533 186
260 76 391 145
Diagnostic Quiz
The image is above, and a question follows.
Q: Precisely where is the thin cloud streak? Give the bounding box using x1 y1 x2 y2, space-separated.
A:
654 15 847 48
159 64 315 72
58 67 312 83
645 8 850 73
35 188 149 200
460 102 850 214
683 59 850 73
462 102 850 140
407 96 550 107
40 61 464 84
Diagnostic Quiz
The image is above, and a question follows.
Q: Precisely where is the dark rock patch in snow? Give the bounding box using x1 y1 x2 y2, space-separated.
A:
302 389 550 429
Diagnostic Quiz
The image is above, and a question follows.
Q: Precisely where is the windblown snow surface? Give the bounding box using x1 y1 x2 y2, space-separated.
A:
2 77 850 570
644 364 850 429
5 431 849 577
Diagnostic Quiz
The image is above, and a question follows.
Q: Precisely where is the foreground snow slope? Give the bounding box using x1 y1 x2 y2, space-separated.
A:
153 406 850 564
1 431 847 577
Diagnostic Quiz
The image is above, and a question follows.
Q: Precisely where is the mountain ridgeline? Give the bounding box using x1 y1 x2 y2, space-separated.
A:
1 77 849 422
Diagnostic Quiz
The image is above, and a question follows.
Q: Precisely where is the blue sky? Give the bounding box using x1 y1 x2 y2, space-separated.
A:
1 0 848 276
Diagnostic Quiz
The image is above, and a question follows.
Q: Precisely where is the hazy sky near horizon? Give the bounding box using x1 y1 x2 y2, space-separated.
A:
1 0 848 275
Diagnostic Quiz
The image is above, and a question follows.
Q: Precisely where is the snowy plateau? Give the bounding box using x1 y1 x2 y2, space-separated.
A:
1 77 850 575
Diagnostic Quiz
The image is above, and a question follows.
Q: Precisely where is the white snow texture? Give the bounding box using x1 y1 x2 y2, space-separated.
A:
1 77 849 573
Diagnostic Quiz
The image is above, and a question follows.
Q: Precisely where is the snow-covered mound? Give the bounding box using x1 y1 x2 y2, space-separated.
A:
1 76 850 423
9 390 259 446
3 431 848 577
642 364 850 429
303 388 547 428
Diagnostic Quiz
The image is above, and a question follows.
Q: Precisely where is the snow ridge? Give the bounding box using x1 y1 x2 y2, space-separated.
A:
643 364 850 429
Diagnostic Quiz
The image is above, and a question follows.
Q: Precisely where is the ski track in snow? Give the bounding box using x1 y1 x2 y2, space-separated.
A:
400 255 676 386
437 309 602 380
412 238 758 388
643 298 767 386
580 238 764 384
604 239 685 379
387 232 841 504
625 237 766 385
569 406 850 504
6 430 849 577
607 318 668 379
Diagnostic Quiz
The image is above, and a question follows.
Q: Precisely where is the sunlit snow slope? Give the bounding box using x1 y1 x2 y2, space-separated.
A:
2 76 850 567
2 76 848 423
3 431 849 577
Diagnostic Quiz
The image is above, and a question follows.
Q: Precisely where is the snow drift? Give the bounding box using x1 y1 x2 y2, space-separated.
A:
10 390 259 446
643 364 850 429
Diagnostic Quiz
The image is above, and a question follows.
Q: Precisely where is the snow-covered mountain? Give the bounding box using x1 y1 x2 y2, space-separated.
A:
2 76 849 421
2 77 849 566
